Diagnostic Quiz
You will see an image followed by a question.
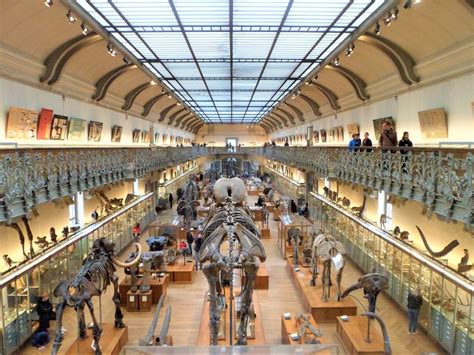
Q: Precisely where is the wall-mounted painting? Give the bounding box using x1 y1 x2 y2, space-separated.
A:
328 128 335 142
6 107 39 139
111 125 122 142
170 135 175 145
37 108 54 140
154 133 160 144
68 118 86 141
141 129 151 143
320 129 327 143
50 114 68 140
418 108 448 139
373 117 395 140
88 121 103 142
347 123 359 137
163 134 168 144
337 126 344 142
313 130 319 143
132 129 141 143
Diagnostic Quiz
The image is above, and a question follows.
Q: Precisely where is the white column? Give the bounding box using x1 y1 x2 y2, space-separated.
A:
133 178 139 195
74 192 84 227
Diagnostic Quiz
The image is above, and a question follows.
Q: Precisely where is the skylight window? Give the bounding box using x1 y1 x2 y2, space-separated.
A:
77 0 384 124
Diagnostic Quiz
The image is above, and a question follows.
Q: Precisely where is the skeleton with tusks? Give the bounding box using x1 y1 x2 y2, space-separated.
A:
198 177 266 345
52 238 142 354
310 233 346 302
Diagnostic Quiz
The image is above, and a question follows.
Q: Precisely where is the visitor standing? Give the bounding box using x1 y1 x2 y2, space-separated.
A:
132 223 141 242
36 292 55 333
186 230 194 256
362 132 372 152
378 121 397 150
407 287 423 334
398 131 413 154
168 193 173 209
348 133 361 152
194 233 203 270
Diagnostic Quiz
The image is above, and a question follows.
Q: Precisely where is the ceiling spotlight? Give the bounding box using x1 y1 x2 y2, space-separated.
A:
80 22 88 35
66 10 77 23
305 80 311 85
107 43 117 56
177 102 182 106
383 15 391 26
44 0 53 7
123 56 131 64
374 21 381 35
345 43 355 57
391 7 399 20
334 57 340 66
404 0 420 9
150 80 157 85
313 75 318 81
167 92 172 99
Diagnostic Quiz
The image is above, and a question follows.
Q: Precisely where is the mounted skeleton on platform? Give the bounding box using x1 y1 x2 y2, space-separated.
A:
198 177 266 345
310 233 346 302
52 238 141 354
177 174 200 228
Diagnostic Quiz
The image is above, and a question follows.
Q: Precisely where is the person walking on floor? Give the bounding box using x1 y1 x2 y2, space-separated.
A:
407 287 423 334
362 132 372 152
168 193 173 209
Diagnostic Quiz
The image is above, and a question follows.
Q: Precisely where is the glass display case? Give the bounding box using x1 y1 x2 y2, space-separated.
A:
263 165 305 202
0 192 155 355
308 191 473 355
157 165 199 200
277 214 313 259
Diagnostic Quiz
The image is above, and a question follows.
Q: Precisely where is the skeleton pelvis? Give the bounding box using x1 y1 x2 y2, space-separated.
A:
213 178 246 204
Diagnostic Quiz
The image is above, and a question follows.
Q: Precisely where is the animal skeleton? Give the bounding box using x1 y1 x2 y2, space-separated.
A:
295 313 323 344
52 238 141 354
198 177 266 345
416 226 459 258
288 227 301 268
362 312 391 354
310 233 346 302
139 295 172 346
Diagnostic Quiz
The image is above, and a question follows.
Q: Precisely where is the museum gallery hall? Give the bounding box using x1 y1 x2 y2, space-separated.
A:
0 0 472 354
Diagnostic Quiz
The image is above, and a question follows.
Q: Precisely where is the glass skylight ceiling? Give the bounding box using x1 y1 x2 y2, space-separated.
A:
78 0 385 124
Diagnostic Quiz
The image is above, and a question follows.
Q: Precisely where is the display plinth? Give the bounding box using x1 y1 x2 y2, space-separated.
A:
139 290 152 312
176 228 186 240
197 289 266 345
242 263 269 289
287 260 357 322
249 207 263 221
148 275 169 304
65 324 128 355
167 261 195 283
260 228 270 239
119 277 133 306
273 209 281 221
281 313 327 346
336 316 385 355
247 189 263 196
126 290 140 312
264 202 275 212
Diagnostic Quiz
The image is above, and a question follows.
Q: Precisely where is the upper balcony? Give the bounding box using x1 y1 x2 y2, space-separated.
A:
0 145 472 227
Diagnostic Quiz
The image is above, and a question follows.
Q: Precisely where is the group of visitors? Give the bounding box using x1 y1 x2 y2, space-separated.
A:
348 121 413 152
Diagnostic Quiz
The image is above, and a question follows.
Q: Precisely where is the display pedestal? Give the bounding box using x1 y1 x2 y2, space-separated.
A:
167 261 195 283
126 290 140 312
197 289 266 345
241 263 269 289
176 228 186 240
287 260 357 322
148 275 169 304
139 290 152 312
273 209 281 221
119 277 133 306
247 189 262 196
281 313 326 345
260 228 270 239
264 202 275 212
336 316 385 355
65 324 128 355
250 207 263 221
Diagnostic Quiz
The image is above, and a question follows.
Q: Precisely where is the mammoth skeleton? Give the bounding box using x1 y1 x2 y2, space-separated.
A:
52 238 141 354
198 177 266 345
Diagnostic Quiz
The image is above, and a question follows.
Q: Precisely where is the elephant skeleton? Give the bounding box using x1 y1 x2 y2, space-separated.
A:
198 177 266 345
310 233 346 302
52 238 141 354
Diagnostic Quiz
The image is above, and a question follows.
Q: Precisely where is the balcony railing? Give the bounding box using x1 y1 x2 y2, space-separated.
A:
0 146 472 226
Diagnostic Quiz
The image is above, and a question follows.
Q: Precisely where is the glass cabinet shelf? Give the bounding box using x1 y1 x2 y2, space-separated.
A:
0 192 155 355
264 165 305 201
308 191 473 355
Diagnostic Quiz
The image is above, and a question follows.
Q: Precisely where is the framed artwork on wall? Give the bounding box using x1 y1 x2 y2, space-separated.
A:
163 134 168 144
373 117 395 140
6 107 39 139
320 129 327 143
154 133 160 144
347 123 359 137
418 108 448 139
132 129 141 143
141 129 151 143
337 126 344 142
313 130 319 143
50 114 68 140
111 125 122 142
68 118 86 141
170 135 175 144
328 128 335 142
88 121 103 142
37 108 54 140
